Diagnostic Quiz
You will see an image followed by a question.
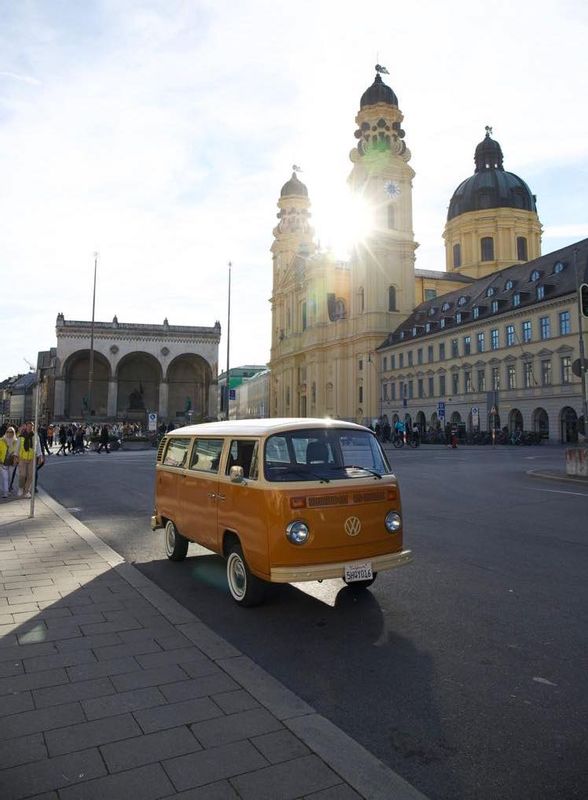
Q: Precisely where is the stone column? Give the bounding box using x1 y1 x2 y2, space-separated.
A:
208 381 218 420
107 380 118 418
54 377 65 418
159 380 168 420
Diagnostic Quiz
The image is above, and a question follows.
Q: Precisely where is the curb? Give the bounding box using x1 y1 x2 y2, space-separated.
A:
36 488 429 800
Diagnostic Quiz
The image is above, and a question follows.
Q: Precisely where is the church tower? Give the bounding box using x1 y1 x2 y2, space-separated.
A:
443 128 542 279
348 68 417 332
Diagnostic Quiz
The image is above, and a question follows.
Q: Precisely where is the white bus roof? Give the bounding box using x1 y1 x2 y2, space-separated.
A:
166 418 370 437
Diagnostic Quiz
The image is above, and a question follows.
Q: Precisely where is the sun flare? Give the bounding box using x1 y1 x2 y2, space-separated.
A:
312 190 373 260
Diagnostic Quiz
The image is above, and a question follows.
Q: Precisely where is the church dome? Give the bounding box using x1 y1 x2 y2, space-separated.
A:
360 73 398 108
447 130 536 221
280 171 308 198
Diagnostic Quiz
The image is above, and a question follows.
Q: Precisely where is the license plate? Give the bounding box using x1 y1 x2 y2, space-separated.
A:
344 561 373 582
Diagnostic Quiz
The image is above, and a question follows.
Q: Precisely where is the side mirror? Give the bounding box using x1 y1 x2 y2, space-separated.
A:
230 465 245 483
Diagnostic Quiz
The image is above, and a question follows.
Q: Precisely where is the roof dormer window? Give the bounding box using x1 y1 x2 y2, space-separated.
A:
456 312 462 323
553 261 566 274
472 306 480 319
486 286 496 298
458 296 468 306
440 318 446 329
530 269 541 282
491 299 499 313
505 279 514 291
442 301 451 312
513 292 521 307
429 307 437 316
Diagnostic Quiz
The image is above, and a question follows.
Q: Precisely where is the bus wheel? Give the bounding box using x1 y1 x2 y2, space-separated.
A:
164 520 188 561
344 573 377 590
226 544 265 607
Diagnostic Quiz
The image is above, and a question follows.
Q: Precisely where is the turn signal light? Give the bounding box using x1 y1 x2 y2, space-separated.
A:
290 496 307 509
386 488 397 501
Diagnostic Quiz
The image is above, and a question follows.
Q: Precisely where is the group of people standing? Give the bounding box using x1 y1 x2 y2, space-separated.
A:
0 422 43 499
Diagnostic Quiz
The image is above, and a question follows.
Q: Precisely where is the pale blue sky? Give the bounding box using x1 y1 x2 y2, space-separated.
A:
1 0 587 379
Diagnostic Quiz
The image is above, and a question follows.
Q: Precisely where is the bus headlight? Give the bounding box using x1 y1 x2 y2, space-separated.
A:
385 512 401 533
286 520 309 545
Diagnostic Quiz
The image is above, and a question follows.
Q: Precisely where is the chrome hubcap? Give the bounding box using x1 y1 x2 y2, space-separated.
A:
165 523 175 553
228 554 246 598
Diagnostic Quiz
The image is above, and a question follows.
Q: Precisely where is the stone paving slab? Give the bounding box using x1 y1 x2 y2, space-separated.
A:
0 493 428 799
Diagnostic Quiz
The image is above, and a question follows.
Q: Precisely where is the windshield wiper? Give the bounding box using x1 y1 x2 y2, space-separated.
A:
284 467 330 483
331 464 382 479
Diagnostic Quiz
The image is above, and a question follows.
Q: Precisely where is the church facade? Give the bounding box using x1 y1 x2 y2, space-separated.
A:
268 69 587 442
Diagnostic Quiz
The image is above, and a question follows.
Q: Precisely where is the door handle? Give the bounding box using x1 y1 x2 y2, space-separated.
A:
207 492 216 499
216 493 226 501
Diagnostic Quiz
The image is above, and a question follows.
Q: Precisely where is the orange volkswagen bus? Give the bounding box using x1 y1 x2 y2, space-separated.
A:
151 418 411 606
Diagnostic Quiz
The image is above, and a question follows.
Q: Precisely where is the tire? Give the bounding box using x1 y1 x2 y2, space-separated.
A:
226 543 265 607
164 519 189 561
344 573 378 590
393 437 404 449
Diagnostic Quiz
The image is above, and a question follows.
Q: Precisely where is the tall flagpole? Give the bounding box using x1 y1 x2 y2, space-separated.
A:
87 252 98 420
226 261 232 419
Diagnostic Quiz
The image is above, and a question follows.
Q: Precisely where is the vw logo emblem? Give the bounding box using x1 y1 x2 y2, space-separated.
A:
344 516 361 537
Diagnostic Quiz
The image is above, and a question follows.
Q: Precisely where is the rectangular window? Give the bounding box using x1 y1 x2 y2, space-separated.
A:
477 369 486 392
399 353 404 369
559 311 571 336
507 365 516 390
391 382 396 400
512 293 521 307
417 348 423 365
492 367 500 390
425 288 437 300
463 336 471 355
226 440 259 480
491 329 499 350
540 316 551 340
517 236 528 261
451 338 459 358
383 356 388 371
439 375 446 396
481 237 494 261
522 320 532 343
358 359 363 371
452 372 459 395
464 371 472 393
537 285 545 300
439 342 446 360
506 325 515 346
473 307 480 319
428 345 434 363
302 302 307 330
391 355 396 369
408 351 413 366
190 438 224 473
383 383 389 401
418 379 424 398
524 362 533 388
541 360 551 386
399 381 405 399
163 437 191 468
359 386 363 403
428 376 434 397
408 380 414 399
477 332 485 353
561 356 572 384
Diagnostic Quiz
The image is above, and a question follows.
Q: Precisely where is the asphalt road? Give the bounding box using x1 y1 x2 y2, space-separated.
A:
37 444 588 800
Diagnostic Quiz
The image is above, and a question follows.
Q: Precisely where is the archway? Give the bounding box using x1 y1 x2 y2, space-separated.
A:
508 408 523 433
63 350 110 418
166 354 212 422
430 411 439 431
116 352 162 418
560 407 578 444
416 411 426 433
450 411 461 424
532 408 549 440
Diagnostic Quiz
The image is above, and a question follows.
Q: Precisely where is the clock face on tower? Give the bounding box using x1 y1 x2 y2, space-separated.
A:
384 180 401 200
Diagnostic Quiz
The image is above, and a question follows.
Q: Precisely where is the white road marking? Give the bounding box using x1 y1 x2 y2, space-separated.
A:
533 676 557 687
528 487 588 498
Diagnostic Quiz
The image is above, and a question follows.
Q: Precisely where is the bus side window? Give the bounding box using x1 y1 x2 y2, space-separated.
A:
226 440 258 479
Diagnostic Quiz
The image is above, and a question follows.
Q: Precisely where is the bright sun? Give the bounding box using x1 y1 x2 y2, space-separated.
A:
312 190 373 260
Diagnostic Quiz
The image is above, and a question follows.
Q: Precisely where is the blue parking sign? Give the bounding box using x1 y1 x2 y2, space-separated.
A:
438 401 445 418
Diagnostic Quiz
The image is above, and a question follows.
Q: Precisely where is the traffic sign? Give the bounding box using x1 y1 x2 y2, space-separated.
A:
438 401 445 419
147 412 157 432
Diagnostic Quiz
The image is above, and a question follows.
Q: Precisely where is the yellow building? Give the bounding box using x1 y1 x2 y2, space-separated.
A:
268 69 587 441
269 69 418 422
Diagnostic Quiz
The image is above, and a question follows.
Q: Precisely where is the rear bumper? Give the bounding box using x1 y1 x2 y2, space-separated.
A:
269 549 412 583
151 514 162 530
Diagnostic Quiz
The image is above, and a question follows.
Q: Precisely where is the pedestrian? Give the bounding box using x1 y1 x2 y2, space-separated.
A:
451 425 458 449
0 427 19 499
47 424 55 448
39 425 51 456
66 426 74 453
97 424 110 453
74 425 85 454
55 425 68 456
17 422 43 498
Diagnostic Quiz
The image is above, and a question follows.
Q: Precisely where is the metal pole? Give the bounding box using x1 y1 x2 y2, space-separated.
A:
87 252 98 421
573 248 588 435
225 261 232 420
29 369 41 519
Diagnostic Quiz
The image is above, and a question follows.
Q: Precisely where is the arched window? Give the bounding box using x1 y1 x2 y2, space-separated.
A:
453 243 461 268
517 236 528 261
481 237 494 261
388 286 397 311
387 205 395 229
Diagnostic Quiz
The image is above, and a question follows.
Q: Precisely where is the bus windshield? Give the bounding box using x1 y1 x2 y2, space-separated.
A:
264 428 391 482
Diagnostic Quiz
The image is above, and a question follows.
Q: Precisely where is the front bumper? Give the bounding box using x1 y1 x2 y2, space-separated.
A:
269 549 412 583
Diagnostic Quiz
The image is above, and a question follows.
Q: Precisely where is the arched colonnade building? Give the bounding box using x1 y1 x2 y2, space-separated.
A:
53 314 220 422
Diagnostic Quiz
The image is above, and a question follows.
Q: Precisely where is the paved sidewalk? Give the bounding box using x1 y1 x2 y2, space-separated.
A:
0 493 427 800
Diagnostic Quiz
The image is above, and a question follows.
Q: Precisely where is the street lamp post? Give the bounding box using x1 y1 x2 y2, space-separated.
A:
573 248 588 436
87 252 98 421
225 261 232 420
